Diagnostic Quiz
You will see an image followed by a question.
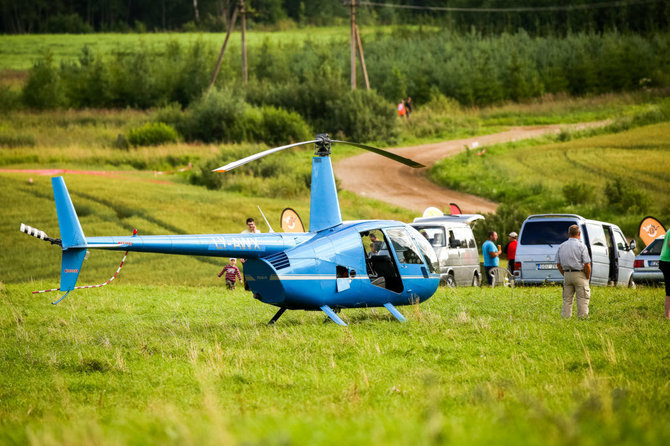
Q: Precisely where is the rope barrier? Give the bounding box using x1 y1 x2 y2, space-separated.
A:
33 251 129 299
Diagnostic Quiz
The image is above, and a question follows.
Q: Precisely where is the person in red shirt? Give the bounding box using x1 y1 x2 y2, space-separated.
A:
218 258 243 290
505 232 518 273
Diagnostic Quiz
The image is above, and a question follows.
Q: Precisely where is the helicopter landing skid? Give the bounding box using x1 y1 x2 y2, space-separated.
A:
268 307 287 325
320 305 347 326
383 303 407 323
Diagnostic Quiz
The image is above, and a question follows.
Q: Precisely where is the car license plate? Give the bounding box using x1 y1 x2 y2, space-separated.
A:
649 260 659 267
537 263 557 270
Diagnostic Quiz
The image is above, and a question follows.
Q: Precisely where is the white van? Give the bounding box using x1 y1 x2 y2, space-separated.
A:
411 215 483 287
514 214 636 286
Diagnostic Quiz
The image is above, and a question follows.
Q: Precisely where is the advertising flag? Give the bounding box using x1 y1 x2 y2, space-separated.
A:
638 216 666 247
280 208 305 233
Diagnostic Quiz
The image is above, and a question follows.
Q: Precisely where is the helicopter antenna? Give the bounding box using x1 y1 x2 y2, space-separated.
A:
257 205 275 232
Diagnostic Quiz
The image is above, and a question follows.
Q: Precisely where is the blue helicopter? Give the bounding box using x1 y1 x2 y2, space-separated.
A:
21 134 440 326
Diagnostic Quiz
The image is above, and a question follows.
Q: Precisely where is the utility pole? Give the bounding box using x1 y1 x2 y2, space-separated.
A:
241 0 248 84
208 5 239 91
350 0 356 89
355 24 370 90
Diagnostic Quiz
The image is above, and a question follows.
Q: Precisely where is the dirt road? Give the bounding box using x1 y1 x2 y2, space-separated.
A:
335 123 605 214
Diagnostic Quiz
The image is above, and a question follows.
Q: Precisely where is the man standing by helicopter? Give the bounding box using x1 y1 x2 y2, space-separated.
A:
242 217 262 234
239 217 261 290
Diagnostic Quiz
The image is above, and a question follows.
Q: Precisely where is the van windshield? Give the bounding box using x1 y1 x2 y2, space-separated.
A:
520 221 573 245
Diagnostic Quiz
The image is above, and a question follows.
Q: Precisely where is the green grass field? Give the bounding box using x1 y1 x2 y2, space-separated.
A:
1 283 668 446
1 91 670 445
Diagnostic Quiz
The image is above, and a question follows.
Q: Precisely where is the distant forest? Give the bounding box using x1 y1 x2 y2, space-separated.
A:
1 0 668 34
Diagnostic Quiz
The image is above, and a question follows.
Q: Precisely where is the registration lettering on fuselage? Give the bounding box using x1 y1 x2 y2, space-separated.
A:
211 236 261 251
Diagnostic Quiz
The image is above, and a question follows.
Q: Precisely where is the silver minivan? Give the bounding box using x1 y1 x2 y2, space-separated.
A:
514 214 636 286
410 215 483 287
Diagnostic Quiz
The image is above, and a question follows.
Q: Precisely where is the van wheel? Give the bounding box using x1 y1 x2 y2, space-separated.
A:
446 274 456 288
472 274 480 287
628 277 636 289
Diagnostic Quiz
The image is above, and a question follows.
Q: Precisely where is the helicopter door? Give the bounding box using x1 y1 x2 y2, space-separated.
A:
361 230 403 293
384 228 428 293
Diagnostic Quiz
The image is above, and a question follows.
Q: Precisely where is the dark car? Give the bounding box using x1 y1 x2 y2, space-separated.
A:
632 235 664 283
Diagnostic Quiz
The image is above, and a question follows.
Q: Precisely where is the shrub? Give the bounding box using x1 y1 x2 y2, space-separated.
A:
562 182 592 205
177 89 244 142
0 87 22 112
43 14 93 33
22 54 64 109
126 122 178 146
258 105 312 145
0 133 36 148
604 178 650 214
330 89 397 143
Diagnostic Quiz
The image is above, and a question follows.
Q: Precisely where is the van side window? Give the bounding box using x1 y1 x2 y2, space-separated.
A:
448 230 459 249
585 223 606 247
468 238 476 248
454 228 471 248
613 230 627 251
412 226 445 247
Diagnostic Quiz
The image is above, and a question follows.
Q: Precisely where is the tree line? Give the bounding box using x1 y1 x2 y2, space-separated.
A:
1 0 668 34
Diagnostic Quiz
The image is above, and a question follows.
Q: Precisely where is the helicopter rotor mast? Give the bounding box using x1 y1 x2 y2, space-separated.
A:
212 134 425 232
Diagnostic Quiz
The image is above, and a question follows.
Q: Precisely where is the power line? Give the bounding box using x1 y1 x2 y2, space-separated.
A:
355 0 662 13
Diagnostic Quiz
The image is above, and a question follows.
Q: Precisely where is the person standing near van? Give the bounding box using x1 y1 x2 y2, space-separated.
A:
659 235 670 319
482 231 502 285
505 232 518 273
556 225 592 318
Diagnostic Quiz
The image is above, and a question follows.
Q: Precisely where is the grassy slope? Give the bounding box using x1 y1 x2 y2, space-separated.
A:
430 122 670 236
1 283 668 445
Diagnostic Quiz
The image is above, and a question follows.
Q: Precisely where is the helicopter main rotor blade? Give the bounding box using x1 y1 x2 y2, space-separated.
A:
213 140 319 172
331 140 424 168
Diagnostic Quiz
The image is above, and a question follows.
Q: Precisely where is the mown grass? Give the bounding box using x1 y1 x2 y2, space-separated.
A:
1 282 668 445
0 28 357 72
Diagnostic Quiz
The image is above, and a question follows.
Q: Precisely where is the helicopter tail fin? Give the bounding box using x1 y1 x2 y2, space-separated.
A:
52 177 87 292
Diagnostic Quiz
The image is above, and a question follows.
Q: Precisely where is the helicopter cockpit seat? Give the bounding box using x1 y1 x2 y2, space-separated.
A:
370 254 402 292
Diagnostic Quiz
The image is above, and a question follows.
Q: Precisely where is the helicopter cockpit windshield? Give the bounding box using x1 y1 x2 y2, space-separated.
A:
406 225 439 273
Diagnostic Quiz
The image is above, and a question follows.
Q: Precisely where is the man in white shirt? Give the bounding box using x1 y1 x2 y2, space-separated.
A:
242 217 262 234
556 224 592 318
